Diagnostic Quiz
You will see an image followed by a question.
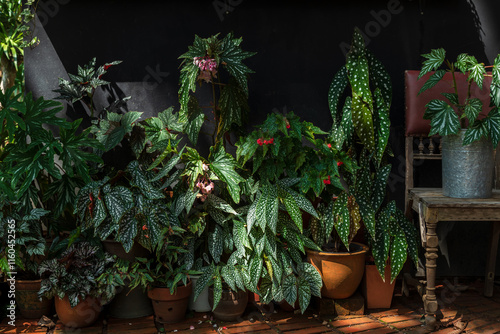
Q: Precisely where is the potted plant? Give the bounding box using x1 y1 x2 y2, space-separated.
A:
117 203 199 325
62 58 177 318
305 27 419 300
418 48 500 198
38 239 121 328
178 32 256 148
0 0 38 92
234 112 333 313
0 85 102 318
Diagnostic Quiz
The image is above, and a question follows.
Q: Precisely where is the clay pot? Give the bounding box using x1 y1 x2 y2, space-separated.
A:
55 295 101 328
306 242 369 299
362 264 396 309
15 279 52 319
148 281 192 324
103 240 153 318
208 288 248 322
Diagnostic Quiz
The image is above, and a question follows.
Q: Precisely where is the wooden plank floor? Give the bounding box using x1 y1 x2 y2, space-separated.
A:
1 278 500 333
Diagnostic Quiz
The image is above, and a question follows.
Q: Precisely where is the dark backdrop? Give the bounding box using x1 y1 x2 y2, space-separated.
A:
26 0 500 276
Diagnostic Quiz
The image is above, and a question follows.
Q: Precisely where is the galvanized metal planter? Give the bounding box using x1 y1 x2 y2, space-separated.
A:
442 130 494 198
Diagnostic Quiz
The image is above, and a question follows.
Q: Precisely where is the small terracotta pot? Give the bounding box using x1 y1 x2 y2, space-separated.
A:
306 242 369 299
148 281 192 324
208 288 248 322
15 279 52 319
362 264 396 309
55 295 101 328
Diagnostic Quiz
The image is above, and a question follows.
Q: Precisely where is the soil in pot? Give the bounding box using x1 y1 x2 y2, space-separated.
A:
103 240 153 318
55 295 101 328
208 288 248 322
15 279 52 319
148 281 192 324
306 242 369 299
362 264 396 309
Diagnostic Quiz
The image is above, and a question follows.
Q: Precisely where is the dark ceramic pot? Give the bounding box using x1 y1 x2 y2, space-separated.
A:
208 288 248 322
103 240 153 318
15 279 52 319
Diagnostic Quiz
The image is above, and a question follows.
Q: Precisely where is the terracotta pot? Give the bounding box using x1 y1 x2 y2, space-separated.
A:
248 291 260 305
55 295 101 328
208 288 248 322
362 264 396 309
306 242 369 299
148 281 192 324
103 240 153 318
15 279 52 319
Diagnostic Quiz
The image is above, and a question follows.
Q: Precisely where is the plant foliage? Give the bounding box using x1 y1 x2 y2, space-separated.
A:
419 48 500 147
326 27 418 282
38 241 119 307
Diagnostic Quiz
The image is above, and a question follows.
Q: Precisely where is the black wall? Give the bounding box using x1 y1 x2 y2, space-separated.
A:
27 0 500 276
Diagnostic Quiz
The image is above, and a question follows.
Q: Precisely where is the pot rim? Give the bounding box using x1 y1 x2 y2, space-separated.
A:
149 279 192 291
306 242 369 257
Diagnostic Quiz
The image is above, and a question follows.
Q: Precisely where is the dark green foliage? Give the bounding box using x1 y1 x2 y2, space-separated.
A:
38 241 119 307
419 48 500 147
53 58 123 117
178 33 255 147
326 27 418 282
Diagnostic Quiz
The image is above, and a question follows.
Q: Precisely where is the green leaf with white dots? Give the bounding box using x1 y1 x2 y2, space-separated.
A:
333 193 350 249
328 66 349 127
212 268 223 311
354 190 376 238
394 206 419 267
117 209 138 253
298 262 322 297
282 190 302 233
374 209 391 278
209 145 245 204
209 225 224 263
373 89 391 166
221 265 237 292
370 164 391 212
249 254 263 290
286 187 318 219
367 49 392 108
297 276 311 314
102 185 133 224
389 218 408 283
351 92 375 151
282 273 297 306
266 184 279 233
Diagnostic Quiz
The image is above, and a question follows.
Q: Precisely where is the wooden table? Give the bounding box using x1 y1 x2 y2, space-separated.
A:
408 188 500 328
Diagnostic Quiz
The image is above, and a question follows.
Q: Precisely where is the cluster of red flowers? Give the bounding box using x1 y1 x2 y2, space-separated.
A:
257 137 274 146
322 161 343 185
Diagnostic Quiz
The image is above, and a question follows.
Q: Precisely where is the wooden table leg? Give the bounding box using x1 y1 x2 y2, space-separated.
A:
484 222 500 297
423 221 439 329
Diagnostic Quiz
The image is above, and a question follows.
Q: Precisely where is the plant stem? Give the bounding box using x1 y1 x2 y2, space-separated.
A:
211 81 217 146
